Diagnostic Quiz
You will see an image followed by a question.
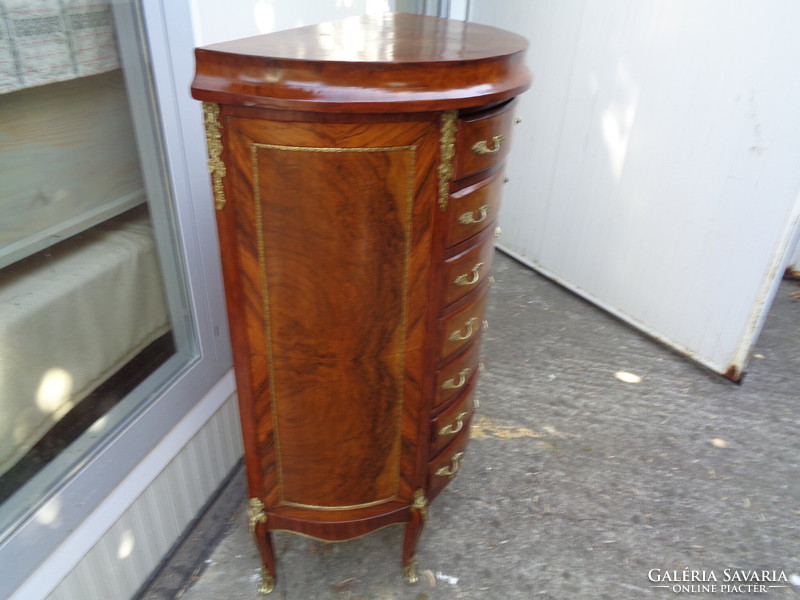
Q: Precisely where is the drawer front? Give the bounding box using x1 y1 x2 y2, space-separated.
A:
446 171 504 248
427 426 471 499
434 339 481 410
431 386 475 455
438 291 488 360
442 241 495 307
455 101 516 179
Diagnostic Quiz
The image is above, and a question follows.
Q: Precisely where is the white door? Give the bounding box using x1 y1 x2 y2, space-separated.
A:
461 0 800 380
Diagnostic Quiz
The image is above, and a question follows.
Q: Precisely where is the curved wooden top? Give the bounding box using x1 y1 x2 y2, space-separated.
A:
191 12 531 112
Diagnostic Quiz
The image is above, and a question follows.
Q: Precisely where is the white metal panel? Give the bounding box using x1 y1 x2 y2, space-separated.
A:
466 0 800 378
448 0 469 20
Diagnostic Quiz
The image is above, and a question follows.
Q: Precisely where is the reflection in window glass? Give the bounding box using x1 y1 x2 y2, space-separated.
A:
0 2 179 508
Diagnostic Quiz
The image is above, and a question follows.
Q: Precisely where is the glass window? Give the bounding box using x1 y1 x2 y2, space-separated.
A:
0 0 196 533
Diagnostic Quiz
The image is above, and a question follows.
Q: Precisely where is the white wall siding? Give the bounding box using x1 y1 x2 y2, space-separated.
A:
45 393 242 600
468 0 800 377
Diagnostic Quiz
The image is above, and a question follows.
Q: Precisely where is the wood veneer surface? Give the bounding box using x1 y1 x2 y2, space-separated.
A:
192 12 530 112
191 12 530 590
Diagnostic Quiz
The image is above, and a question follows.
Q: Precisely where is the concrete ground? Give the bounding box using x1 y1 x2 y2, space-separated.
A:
139 251 800 600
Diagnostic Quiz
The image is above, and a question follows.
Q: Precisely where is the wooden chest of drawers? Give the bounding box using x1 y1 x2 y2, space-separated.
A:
191 12 530 594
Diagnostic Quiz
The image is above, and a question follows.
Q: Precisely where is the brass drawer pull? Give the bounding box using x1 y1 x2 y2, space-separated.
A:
441 367 470 390
449 317 478 342
454 262 484 287
440 411 469 436
471 135 503 155
435 452 464 478
458 204 489 225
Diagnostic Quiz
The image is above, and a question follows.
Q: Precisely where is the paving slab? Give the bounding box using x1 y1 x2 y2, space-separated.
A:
140 251 800 600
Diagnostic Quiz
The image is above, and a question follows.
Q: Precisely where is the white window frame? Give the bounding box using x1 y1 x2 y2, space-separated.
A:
0 1 233 596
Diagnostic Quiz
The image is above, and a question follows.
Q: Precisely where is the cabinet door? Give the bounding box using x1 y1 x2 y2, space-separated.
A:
222 115 439 508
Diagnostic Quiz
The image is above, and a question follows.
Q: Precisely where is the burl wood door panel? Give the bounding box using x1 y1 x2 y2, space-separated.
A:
225 116 439 510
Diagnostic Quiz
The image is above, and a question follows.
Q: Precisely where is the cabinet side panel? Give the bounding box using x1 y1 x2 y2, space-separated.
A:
254 144 413 508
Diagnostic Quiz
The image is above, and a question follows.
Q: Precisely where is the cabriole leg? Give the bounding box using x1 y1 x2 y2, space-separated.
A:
259 565 276 595
402 489 428 584
249 498 276 594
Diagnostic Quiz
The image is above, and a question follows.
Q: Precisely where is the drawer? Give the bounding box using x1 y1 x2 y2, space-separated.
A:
434 338 481 410
438 292 488 360
431 385 475 455
427 426 471 499
455 101 516 179
441 240 495 307
446 170 504 248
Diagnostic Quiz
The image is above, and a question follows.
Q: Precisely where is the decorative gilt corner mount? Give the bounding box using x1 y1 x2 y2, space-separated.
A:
248 498 275 594
437 110 457 211
248 497 267 537
202 101 227 210
411 488 428 524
